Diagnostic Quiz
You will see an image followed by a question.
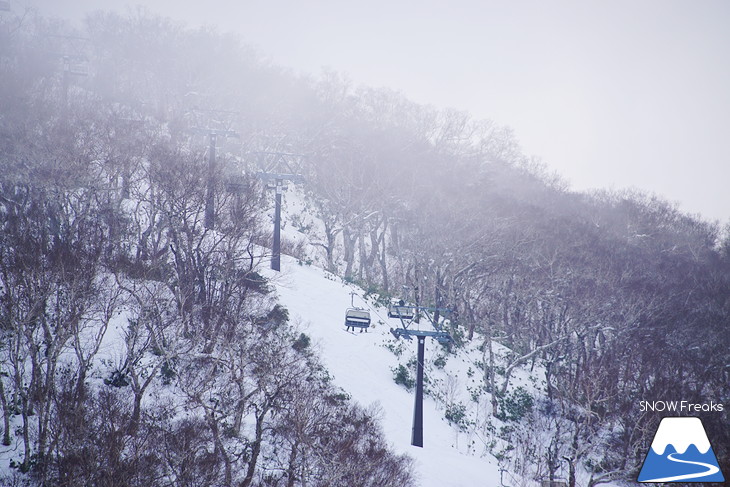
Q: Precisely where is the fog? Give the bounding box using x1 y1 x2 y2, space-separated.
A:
21 0 730 221
2 3 730 484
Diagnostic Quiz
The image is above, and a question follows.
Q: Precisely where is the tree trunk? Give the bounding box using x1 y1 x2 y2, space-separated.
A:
21 389 31 472
209 409 232 486
390 223 400 255
285 441 299 487
433 269 443 324
463 300 476 341
567 427 579 487
0 373 11 446
241 407 267 487
413 267 421 323
357 231 366 282
323 220 337 273
130 390 142 435
379 222 389 292
545 362 554 401
547 420 562 482
121 158 131 199
486 332 498 417
366 226 380 285
343 227 356 279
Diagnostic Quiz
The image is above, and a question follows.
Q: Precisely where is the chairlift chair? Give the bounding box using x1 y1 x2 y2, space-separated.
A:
344 308 371 330
388 304 414 320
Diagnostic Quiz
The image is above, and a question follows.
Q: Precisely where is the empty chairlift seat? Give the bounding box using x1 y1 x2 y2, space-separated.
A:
344 308 371 329
388 304 414 320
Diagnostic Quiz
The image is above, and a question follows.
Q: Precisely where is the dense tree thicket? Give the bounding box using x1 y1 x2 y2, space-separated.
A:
277 21 729 487
0 10 413 487
296 42 730 487
300 78 730 485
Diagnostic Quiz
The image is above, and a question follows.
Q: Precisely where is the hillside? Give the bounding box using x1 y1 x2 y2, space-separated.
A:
1 7 728 487
266 256 502 486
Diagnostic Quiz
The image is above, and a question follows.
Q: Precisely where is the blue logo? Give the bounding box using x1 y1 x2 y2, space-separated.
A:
638 417 725 483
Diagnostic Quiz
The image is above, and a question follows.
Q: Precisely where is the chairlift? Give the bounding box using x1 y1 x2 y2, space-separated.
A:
226 174 248 193
344 308 371 331
388 303 414 320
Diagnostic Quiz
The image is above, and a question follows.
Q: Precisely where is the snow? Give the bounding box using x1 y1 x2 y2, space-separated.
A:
0 183 612 486
265 256 503 487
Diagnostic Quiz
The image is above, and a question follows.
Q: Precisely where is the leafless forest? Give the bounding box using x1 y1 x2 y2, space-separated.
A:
1 8 728 487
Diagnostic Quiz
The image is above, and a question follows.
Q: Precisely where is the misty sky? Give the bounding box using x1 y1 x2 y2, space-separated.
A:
24 0 730 223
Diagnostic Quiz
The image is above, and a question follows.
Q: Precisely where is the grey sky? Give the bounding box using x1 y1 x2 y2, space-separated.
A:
25 0 730 222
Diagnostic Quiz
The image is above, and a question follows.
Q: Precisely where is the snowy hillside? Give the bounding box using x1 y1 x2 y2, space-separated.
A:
266 256 504 487
268 189 629 487
3 7 729 485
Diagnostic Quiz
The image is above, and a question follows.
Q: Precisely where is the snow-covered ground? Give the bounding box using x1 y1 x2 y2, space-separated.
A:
265 256 504 487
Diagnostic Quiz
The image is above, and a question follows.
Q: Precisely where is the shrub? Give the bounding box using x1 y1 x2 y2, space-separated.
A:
104 369 129 388
392 364 415 390
444 402 471 431
496 386 533 422
433 355 447 369
292 333 311 353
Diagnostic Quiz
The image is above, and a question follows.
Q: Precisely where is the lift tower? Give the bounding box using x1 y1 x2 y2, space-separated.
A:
253 151 305 271
190 128 239 230
389 306 453 447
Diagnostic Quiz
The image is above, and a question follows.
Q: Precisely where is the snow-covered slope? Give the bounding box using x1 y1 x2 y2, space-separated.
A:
264 256 503 487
